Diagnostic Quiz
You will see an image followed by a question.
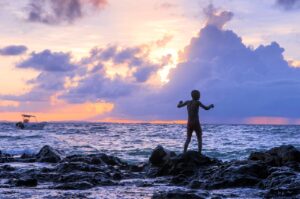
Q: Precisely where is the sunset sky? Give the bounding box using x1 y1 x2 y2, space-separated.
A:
0 0 300 124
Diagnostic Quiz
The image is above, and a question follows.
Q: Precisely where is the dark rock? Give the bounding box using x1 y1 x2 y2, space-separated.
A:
19 153 36 163
35 172 61 182
93 173 116 186
0 152 14 163
0 165 15 171
58 172 95 183
21 153 35 159
259 166 300 197
152 189 209 199
259 166 297 189
62 153 128 168
112 172 122 180
202 160 268 189
55 162 102 173
129 163 147 172
148 147 220 178
266 189 300 198
169 151 220 176
0 144 299 198
171 174 189 185
149 145 176 167
189 180 202 189
15 177 38 187
36 145 61 163
177 151 218 166
54 181 94 190
249 145 300 166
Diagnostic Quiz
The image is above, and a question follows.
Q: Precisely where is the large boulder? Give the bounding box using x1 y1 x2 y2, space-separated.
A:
148 147 220 178
202 160 269 189
249 145 300 166
36 145 61 163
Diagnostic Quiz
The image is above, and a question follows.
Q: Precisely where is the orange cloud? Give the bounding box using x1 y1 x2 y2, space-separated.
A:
245 117 289 125
288 60 300 68
0 100 20 107
0 102 114 122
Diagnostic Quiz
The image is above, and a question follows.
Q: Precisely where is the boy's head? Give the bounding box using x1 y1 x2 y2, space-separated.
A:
191 90 200 100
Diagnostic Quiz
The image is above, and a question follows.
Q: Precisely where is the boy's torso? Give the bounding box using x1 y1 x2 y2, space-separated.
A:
187 100 200 124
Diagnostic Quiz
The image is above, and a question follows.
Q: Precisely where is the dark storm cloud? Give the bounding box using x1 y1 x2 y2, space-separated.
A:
17 50 77 72
0 45 27 56
276 0 300 10
26 0 107 25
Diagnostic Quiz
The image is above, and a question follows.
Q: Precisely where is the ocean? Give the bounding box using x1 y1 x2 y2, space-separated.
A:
0 122 299 198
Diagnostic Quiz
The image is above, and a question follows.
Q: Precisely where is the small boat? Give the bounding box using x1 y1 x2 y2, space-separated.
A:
16 114 47 130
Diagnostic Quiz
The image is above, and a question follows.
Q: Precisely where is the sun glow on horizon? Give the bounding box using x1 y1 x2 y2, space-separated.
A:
245 117 290 125
0 101 114 122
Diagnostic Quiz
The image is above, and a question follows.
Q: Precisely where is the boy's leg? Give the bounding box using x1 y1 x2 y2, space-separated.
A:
184 127 193 153
195 126 202 154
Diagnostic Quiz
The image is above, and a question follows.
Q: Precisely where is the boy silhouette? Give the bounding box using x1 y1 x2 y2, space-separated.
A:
177 90 214 154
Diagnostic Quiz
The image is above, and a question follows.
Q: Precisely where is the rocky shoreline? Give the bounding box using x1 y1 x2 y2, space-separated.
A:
0 145 299 198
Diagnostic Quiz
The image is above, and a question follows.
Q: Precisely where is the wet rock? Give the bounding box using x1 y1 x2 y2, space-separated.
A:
36 145 61 163
0 165 15 171
249 145 300 166
21 153 35 159
152 189 210 199
149 145 176 167
112 172 122 180
58 172 95 184
169 151 220 176
93 173 116 186
129 163 147 172
54 181 94 190
35 172 61 182
0 144 299 198
62 153 128 169
15 177 38 187
265 180 300 198
189 180 202 189
259 166 300 197
148 149 220 178
19 153 37 163
0 152 14 163
203 160 268 189
55 162 102 173
171 174 189 185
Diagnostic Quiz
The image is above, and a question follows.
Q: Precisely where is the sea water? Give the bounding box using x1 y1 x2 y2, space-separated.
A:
0 123 299 198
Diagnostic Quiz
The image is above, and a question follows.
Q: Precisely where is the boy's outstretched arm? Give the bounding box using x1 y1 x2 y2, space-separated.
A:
199 102 214 110
177 100 188 108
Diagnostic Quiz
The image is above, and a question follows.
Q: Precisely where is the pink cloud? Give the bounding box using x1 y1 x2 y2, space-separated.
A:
245 117 290 125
